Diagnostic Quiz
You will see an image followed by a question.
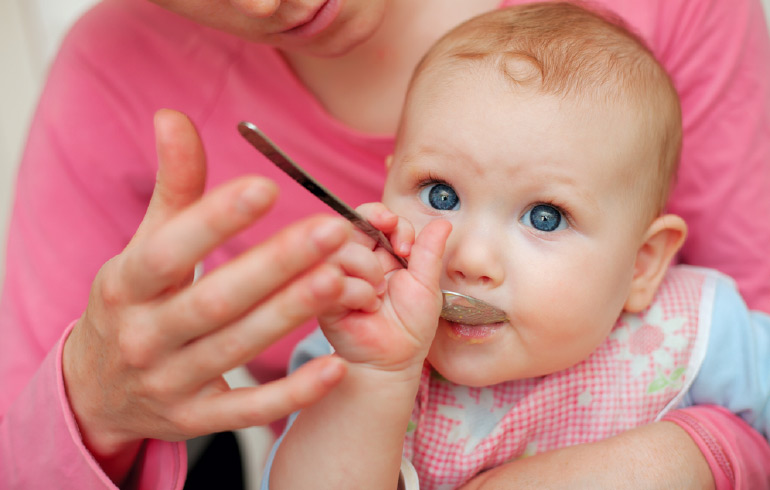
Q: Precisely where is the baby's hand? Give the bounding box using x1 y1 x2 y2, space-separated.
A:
320 203 451 376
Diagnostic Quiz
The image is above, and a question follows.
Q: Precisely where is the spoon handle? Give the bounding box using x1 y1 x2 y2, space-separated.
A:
237 122 408 269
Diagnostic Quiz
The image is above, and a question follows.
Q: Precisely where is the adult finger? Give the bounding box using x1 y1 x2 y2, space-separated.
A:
136 109 207 238
160 262 347 389
148 215 351 349
122 176 283 300
172 355 347 435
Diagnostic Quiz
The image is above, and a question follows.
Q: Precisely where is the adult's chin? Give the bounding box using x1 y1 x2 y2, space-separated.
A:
274 1 388 58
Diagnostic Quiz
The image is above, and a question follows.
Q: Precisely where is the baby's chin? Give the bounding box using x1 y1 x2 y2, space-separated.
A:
426 340 560 387
426 355 514 388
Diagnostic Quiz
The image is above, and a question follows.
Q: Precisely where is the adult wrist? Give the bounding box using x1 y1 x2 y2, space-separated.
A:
62 320 144 483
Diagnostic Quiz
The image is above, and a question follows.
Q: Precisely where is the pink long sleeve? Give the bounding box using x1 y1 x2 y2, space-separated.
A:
0 322 187 489
664 406 770 489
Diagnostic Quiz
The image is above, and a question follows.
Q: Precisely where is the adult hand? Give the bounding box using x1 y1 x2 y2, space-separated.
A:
62 109 352 484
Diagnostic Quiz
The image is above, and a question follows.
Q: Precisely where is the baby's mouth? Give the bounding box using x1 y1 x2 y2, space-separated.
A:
445 320 505 344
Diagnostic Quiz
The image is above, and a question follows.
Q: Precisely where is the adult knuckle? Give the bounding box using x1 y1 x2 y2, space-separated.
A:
271 230 302 267
96 259 128 307
141 371 174 399
140 246 180 283
118 328 154 368
193 289 234 324
169 405 199 436
216 331 248 363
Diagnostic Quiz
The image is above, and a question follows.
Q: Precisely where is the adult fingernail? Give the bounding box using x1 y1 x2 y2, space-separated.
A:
311 219 346 247
237 181 273 213
319 358 345 383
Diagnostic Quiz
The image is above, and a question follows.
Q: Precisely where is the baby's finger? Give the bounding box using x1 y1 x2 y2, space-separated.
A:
174 356 347 435
336 276 382 313
386 213 415 258
406 220 452 291
342 203 398 249
316 274 382 328
333 242 386 290
356 203 398 232
359 203 414 257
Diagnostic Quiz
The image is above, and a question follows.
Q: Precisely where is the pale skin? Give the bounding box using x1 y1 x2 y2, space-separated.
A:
270 56 710 489
61 0 713 486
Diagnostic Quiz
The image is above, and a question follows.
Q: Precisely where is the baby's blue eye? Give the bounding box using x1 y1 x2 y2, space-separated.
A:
420 183 459 211
523 204 566 232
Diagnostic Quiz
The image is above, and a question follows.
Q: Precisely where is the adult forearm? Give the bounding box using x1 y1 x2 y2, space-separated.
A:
1 326 187 489
460 421 713 490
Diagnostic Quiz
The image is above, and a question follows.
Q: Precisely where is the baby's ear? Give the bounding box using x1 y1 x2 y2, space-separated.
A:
624 214 687 312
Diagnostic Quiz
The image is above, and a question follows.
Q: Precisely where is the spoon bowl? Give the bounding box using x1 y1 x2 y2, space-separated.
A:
441 290 508 325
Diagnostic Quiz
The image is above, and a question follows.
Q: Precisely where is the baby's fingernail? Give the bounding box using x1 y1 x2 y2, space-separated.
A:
399 243 411 255
377 280 387 295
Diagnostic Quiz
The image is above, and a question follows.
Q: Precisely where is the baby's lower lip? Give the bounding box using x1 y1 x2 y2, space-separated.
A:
447 322 504 343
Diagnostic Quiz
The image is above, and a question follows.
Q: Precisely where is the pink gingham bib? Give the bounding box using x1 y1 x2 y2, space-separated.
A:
403 266 713 490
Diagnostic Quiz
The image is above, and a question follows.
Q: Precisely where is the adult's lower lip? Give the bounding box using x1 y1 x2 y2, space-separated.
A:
447 321 504 344
283 0 341 38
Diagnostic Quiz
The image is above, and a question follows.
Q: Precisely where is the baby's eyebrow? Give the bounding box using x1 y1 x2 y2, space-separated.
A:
399 146 484 176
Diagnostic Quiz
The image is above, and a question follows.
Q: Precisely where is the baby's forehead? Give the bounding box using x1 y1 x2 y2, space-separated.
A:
402 65 666 208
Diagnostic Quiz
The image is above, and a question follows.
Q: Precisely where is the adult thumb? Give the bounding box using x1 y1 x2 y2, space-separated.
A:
137 109 207 237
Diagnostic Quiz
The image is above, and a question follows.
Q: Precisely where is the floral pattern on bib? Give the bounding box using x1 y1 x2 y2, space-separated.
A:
403 266 712 490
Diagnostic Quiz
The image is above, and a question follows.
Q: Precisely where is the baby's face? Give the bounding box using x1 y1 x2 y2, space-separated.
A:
383 65 654 386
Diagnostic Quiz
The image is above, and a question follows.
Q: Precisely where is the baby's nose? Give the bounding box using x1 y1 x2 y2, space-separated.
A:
446 228 504 288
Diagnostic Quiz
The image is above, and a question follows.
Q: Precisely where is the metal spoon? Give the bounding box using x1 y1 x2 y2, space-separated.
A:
238 121 508 326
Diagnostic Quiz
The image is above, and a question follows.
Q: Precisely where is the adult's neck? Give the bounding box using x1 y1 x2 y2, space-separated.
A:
281 0 500 135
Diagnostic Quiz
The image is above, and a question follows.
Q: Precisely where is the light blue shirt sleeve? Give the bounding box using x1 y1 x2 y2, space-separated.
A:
261 328 331 490
678 275 770 440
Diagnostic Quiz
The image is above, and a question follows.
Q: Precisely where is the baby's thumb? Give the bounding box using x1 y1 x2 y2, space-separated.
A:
407 220 452 293
137 109 207 238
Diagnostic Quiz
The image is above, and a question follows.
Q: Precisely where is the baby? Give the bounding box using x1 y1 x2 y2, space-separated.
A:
266 3 770 489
